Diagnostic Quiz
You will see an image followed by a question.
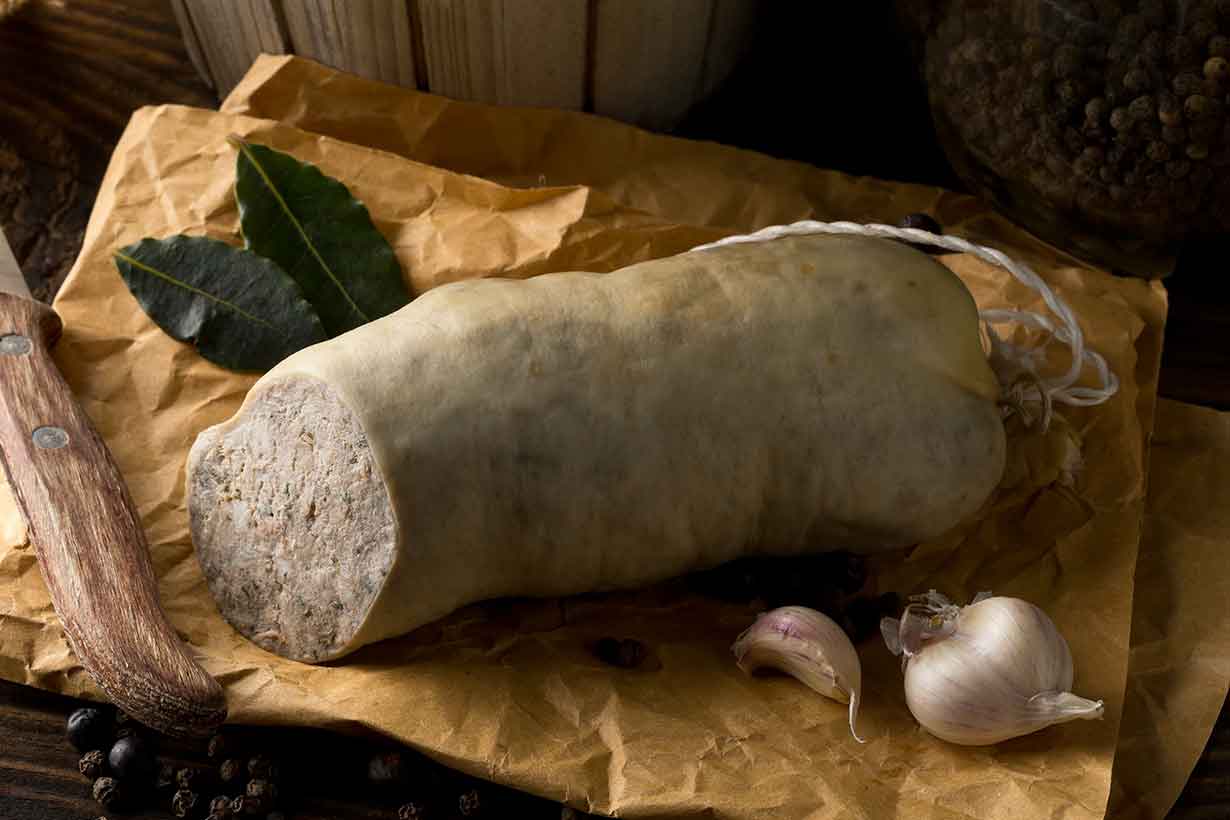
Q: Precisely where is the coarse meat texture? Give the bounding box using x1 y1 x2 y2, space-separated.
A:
188 235 1007 663
189 378 396 661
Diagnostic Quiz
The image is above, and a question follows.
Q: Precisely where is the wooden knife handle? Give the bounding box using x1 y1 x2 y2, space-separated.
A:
0 293 226 737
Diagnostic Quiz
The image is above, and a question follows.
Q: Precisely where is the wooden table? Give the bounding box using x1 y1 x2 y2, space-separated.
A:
1 2 1228 819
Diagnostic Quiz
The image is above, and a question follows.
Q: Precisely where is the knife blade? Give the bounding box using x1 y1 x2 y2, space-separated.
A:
0 225 27 298
0 227 225 736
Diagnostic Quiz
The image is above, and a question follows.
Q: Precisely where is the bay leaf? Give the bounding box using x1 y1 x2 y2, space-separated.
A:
231 137 409 336
114 235 327 372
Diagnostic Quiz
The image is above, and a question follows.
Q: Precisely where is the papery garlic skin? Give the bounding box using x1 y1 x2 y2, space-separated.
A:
888 594 1103 746
733 606 865 743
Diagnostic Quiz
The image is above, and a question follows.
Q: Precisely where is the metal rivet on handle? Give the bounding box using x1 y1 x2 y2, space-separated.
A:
32 426 69 450
0 334 31 356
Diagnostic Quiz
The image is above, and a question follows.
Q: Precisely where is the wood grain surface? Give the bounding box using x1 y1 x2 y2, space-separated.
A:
0 1 1227 819
0 292 226 738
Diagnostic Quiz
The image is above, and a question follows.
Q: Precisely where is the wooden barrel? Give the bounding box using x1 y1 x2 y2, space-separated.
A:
172 0 757 130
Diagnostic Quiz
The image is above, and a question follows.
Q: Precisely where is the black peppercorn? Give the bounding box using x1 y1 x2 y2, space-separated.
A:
206 734 228 761
79 750 107 780
245 778 277 812
876 591 902 619
1205 57 1230 82
229 795 250 815
560 808 582 820
67 707 113 752
398 803 428 820
207 795 234 819
1191 19 1219 47
1074 154 1098 178
594 637 647 668
1167 158 1193 178
1158 93 1183 125
1129 94 1156 121
172 788 200 819
157 761 179 794
618 638 648 668
109 735 156 782
1110 106 1133 130
367 750 404 784
1163 124 1188 144
178 766 214 793
1188 142 1211 159
1185 94 1211 119
1117 131 1144 152
1210 35 1230 60
459 788 482 817
843 596 886 644
113 711 135 734
897 212 941 236
247 754 278 782
93 777 124 811
838 551 868 594
1055 79 1083 108
1174 73 1205 96
1146 140 1172 162
219 758 245 790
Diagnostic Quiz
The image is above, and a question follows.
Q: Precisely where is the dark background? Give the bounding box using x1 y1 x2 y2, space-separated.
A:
0 1 1228 818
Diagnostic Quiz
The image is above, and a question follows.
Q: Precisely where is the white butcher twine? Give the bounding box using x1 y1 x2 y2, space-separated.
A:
691 221 1119 430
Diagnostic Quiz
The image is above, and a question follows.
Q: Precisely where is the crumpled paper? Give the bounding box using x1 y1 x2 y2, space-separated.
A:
0 54 1217 820
1109 399 1230 820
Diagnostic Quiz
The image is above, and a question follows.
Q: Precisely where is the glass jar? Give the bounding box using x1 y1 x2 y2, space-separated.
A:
901 0 1230 275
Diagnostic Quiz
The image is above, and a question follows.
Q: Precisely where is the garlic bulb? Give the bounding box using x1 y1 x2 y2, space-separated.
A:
733 606 864 742
882 591 1103 746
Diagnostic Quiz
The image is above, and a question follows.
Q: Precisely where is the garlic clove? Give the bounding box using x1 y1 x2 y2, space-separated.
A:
733 606 865 743
884 591 1104 746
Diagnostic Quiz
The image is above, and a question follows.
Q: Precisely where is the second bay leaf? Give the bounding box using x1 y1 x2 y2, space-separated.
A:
114 235 328 372
232 138 410 336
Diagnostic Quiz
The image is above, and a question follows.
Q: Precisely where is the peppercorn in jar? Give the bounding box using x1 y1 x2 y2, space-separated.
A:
899 0 1230 275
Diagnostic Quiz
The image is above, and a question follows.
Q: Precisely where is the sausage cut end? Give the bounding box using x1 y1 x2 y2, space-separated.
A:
187 377 396 662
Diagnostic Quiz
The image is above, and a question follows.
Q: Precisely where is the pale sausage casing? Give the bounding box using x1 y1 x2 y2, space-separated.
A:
187 235 1006 662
